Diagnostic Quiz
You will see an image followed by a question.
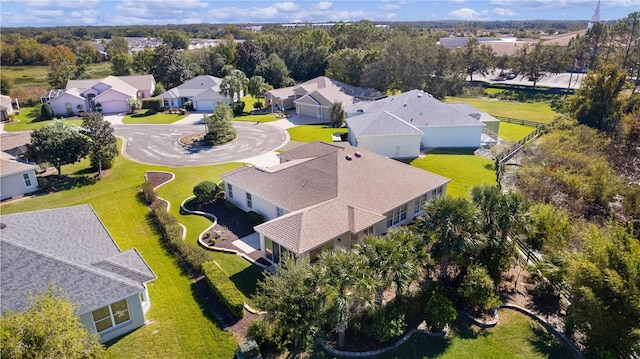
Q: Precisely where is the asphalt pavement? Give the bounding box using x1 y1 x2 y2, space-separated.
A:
113 122 287 167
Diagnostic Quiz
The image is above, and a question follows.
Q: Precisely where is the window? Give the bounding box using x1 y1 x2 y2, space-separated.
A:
276 207 283 217
414 194 427 214
265 237 292 264
22 173 32 187
227 183 233 199
246 193 252 209
91 299 131 333
139 291 146 304
364 226 374 236
386 204 408 227
436 186 443 197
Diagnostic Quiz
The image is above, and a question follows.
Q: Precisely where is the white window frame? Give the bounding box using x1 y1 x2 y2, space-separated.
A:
246 193 252 209
227 183 233 199
22 173 32 187
414 194 427 214
91 299 131 333
386 204 408 227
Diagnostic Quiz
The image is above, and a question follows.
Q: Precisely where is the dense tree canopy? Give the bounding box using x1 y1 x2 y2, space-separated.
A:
47 45 77 89
27 121 90 176
80 113 119 176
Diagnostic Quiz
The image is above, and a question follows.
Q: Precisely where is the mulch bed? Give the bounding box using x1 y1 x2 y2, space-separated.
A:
145 171 173 187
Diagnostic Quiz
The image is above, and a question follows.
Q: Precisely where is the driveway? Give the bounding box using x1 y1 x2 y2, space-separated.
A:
113 122 287 167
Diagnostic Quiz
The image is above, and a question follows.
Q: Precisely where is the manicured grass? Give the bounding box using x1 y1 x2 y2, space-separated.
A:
288 125 348 143
233 113 280 123
123 111 186 124
241 94 264 112
499 122 536 142
320 309 571 358
445 97 557 124
4 106 83 131
410 149 496 198
0 141 259 358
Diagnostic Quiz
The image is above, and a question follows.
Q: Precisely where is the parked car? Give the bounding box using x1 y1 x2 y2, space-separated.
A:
505 73 517 80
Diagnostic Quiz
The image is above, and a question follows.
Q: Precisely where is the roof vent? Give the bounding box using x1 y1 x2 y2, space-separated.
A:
403 103 407 107
354 152 361 158
345 155 352 161
0 223 6 229
417 93 423 98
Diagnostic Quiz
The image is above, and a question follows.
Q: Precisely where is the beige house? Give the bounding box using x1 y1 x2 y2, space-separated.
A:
221 142 450 265
0 95 16 122
266 76 385 120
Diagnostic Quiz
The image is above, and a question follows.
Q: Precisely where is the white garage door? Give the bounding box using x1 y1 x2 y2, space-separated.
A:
195 100 215 112
99 100 128 115
297 103 319 118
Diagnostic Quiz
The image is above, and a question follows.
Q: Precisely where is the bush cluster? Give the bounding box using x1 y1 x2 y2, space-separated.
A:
141 97 164 112
247 211 264 225
201 261 245 318
141 179 157 205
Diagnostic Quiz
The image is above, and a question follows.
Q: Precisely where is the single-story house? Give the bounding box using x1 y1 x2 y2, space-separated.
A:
158 75 235 112
265 76 385 120
1 95 16 122
0 153 37 201
0 205 157 343
221 142 450 265
345 90 500 158
45 75 155 116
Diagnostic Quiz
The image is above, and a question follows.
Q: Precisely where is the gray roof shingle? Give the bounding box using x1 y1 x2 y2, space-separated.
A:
0 205 156 314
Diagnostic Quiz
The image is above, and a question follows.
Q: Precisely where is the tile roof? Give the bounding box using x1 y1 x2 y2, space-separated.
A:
224 143 450 254
346 89 485 129
0 205 156 314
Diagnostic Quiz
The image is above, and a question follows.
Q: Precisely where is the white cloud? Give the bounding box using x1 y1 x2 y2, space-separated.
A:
315 1 333 11
380 4 400 10
274 2 298 11
450 0 466 4
492 7 518 17
448 7 490 20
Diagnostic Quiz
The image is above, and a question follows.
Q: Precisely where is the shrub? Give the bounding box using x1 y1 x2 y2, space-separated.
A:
41 103 54 120
141 97 164 112
128 98 142 113
247 211 264 225
233 101 245 116
141 179 157 205
224 200 237 211
247 320 271 346
183 101 193 111
367 305 406 344
458 265 501 311
424 293 457 331
193 181 219 205
253 100 263 109
201 261 245 318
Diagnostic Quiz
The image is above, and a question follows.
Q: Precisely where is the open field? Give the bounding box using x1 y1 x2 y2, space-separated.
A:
4 63 113 103
445 97 557 124
410 149 497 198
0 141 262 359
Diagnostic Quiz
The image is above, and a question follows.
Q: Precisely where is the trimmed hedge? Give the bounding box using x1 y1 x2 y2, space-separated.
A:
202 260 245 318
141 97 164 111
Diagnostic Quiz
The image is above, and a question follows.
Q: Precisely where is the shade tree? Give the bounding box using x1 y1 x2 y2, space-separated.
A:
27 121 90 177
80 112 119 176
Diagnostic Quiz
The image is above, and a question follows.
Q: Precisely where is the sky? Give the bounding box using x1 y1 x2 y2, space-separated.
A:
0 0 638 28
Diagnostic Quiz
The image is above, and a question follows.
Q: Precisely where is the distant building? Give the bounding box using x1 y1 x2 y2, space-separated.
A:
588 0 601 29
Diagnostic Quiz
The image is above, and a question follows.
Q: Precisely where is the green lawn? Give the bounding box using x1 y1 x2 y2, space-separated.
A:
288 125 348 143
499 122 536 142
445 97 557 124
4 106 83 131
123 111 186 124
320 309 571 358
0 142 264 358
234 113 280 123
410 149 496 198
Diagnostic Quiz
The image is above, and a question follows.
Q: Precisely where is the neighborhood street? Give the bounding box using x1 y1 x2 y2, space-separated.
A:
113 121 287 167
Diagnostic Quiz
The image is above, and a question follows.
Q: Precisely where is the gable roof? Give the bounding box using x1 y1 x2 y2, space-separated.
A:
223 143 450 254
117 75 155 90
0 155 36 177
158 75 224 99
268 76 385 105
447 102 500 124
348 110 424 137
277 141 342 162
66 75 153 93
0 205 156 314
346 89 485 128
95 76 139 98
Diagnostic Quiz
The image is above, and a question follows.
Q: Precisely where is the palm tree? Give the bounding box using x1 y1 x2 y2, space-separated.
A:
418 196 484 280
312 249 375 348
356 227 426 306
220 69 248 103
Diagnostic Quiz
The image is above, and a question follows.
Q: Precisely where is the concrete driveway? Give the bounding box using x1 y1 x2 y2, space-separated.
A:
113 122 287 167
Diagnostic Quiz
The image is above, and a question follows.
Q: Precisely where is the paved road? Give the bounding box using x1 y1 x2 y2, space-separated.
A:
113 122 287 166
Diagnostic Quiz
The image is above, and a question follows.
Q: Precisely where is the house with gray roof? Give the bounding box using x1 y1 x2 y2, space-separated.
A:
265 76 385 120
158 75 234 112
1 132 37 201
345 89 499 158
0 205 156 343
45 75 155 116
221 142 450 265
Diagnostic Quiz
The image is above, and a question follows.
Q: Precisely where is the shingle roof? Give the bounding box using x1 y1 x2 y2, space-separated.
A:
0 156 36 177
97 76 138 98
347 110 424 137
267 76 385 104
158 75 224 99
346 89 485 128
277 141 342 162
0 205 156 314
1 132 31 153
447 102 500 124
224 143 450 254
118 75 155 90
